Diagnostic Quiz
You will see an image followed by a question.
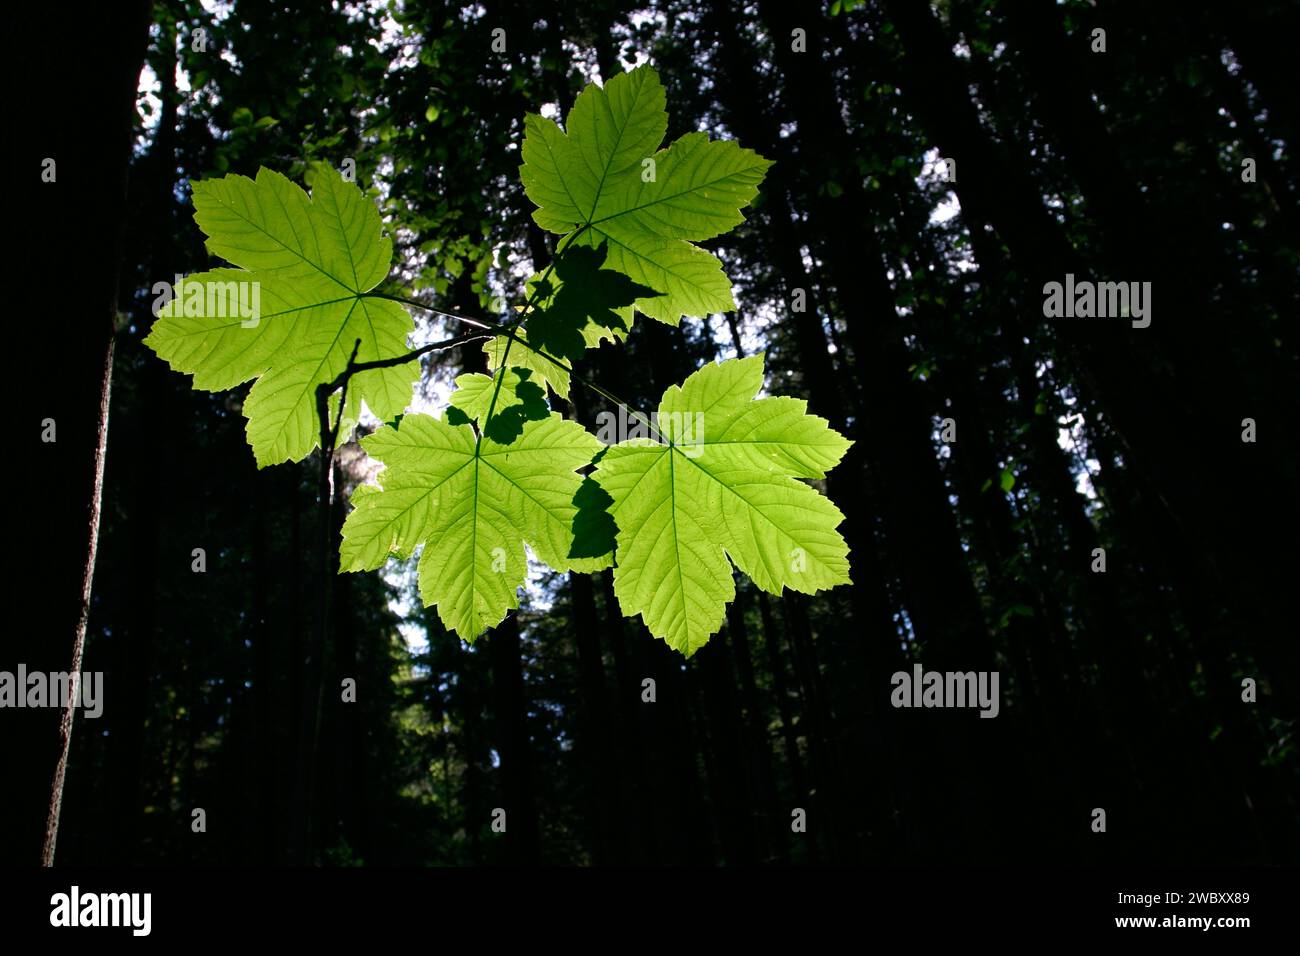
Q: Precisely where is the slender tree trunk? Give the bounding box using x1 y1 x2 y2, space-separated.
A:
41 338 115 867
22 1 151 866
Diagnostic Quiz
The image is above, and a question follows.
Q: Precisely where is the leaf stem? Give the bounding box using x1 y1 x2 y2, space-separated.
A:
473 222 591 443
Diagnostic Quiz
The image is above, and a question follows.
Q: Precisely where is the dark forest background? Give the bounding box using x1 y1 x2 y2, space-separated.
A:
11 0 1299 867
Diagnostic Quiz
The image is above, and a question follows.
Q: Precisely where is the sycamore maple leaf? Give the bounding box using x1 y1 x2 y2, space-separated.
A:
592 355 852 655
144 164 417 467
520 65 771 326
446 367 549 443
483 329 573 401
339 411 606 639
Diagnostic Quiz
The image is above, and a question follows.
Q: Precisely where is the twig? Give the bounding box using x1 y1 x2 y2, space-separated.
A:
364 291 497 332
327 223 661 450
347 293 666 444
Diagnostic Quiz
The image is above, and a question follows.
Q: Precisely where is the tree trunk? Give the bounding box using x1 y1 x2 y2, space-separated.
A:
488 613 542 863
19 0 151 867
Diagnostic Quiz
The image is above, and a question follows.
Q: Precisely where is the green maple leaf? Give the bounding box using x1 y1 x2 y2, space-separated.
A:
446 367 548 443
526 243 662 362
144 164 417 466
520 65 771 324
592 355 852 656
483 329 572 400
339 411 605 639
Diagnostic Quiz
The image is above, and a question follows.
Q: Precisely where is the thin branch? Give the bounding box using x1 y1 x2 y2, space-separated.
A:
352 291 667 444
473 223 593 438
328 339 365 451
316 339 363 464
341 222 663 448
363 291 497 332
341 329 492 380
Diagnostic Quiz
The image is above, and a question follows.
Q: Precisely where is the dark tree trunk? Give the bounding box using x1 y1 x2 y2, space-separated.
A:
696 627 758 864
17 0 151 867
567 570 622 862
488 614 541 863
725 589 779 860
